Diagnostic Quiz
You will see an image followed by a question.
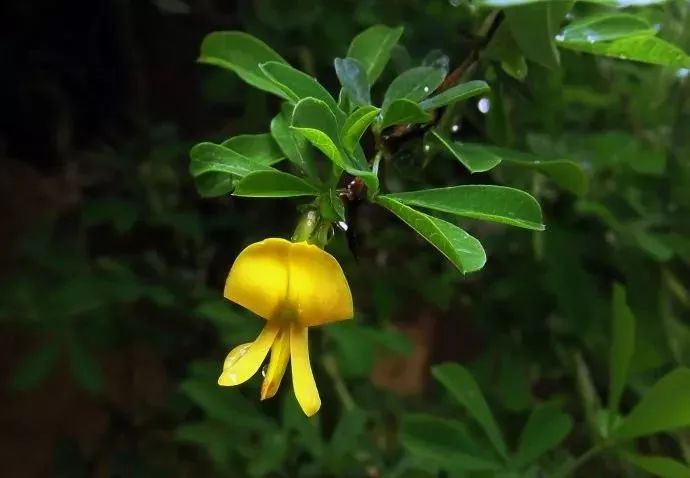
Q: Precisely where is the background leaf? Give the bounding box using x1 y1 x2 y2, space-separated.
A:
614 368 690 439
608 283 636 412
622 453 690 478
401 413 502 472
557 34 690 67
431 363 508 459
514 403 573 468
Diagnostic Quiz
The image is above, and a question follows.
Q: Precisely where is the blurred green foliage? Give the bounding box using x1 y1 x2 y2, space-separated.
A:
2 0 690 477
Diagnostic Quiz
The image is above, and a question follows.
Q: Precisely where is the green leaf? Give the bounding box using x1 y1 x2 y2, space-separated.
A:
198 31 289 99
484 23 529 81
291 98 378 193
420 81 490 110
382 66 446 109
558 14 654 43
432 363 508 459
608 283 636 412
377 196 486 274
330 407 368 461
180 378 271 430
260 61 340 113
380 99 432 130
68 340 103 393
193 173 237 197
342 105 380 153
221 133 285 165
233 170 319 197
480 143 588 195
347 25 404 84
623 453 690 478
334 57 371 106
12 342 60 390
431 132 502 173
384 185 544 231
514 403 573 468
290 98 348 168
401 413 502 472
189 142 273 178
505 2 566 70
557 34 690 68
614 368 690 439
270 107 318 179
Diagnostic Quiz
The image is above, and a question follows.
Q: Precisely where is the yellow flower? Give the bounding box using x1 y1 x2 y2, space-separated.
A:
218 238 353 416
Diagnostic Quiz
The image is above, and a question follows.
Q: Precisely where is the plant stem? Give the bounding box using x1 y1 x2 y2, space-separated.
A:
555 445 605 477
322 354 355 411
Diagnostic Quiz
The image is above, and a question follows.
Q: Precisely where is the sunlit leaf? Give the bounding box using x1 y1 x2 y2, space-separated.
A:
420 80 490 110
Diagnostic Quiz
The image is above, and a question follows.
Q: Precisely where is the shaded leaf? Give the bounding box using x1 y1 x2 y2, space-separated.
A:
347 25 404 84
198 31 289 98
68 340 103 392
505 2 565 69
334 57 371 106
420 80 490 110
384 185 544 231
382 66 446 109
12 342 60 390
270 107 318 179
431 132 502 173
608 283 636 412
401 413 502 471
432 363 508 459
233 170 319 197
514 403 573 468
381 99 432 130
623 453 690 478
190 142 273 178
377 197 486 274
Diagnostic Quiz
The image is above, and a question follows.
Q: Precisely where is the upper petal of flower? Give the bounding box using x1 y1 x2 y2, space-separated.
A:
225 238 353 327
287 242 354 327
225 238 291 320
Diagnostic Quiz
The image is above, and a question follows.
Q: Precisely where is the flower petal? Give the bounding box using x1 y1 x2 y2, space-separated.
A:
225 238 291 320
218 322 280 386
260 327 291 400
287 242 354 326
290 324 321 416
